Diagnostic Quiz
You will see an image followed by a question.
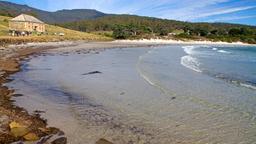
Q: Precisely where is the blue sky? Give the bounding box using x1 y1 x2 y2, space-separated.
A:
4 0 256 25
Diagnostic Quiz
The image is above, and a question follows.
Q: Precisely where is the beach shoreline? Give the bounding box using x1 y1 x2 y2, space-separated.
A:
114 39 256 46
0 40 255 143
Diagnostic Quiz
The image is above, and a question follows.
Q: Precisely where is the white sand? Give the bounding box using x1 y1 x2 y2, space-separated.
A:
114 39 255 46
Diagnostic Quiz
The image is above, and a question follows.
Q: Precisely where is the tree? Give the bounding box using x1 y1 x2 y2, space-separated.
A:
113 25 131 39
159 27 169 36
229 28 241 36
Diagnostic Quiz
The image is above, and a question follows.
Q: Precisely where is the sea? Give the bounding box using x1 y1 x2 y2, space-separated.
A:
6 44 256 143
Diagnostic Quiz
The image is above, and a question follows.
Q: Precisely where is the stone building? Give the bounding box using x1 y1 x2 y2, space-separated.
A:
9 14 45 36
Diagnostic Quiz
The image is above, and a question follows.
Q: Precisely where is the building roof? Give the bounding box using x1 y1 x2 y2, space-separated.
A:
10 14 44 24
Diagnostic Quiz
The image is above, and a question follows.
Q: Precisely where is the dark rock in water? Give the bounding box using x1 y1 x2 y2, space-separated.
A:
96 138 113 144
12 94 23 97
51 137 67 144
34 110 46 114
82 71 102 75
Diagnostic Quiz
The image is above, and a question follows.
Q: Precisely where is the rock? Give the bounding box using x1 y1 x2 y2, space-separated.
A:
9 122 24 129
10 127 29 137
51 137 67 144
38 127 49 133
23 133 39 141
82 71 102 75
96 138 113 144
9 121 29 137
12 94 23 97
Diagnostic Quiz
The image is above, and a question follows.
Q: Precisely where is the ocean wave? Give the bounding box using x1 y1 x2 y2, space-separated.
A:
137 70 156 86
136 49 157 86
212 48 218 51
240 83 256 90
217 50 231 54
214 73 256 90
182 46 196 55
181 55 202 73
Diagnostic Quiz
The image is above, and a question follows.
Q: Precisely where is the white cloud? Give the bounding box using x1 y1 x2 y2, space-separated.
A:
191 6 256 19
30 0 256 23
207 15 256 22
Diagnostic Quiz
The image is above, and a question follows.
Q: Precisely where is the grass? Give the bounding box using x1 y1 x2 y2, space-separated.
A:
0 16 10 36
0 16 112 46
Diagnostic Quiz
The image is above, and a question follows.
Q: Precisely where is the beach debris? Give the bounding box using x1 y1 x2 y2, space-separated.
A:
9 121 29 137
120 92 125 95
82 71 102 75
171 97 176 100
23 132 39 141
96 138 113 144
51 137 67 144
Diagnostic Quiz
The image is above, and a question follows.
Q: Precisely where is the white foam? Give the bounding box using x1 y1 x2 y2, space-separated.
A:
136 50 157 86
182 46 196 55
240 83 256 90
181 55 202 73
212 48 218 51
217 50 231 54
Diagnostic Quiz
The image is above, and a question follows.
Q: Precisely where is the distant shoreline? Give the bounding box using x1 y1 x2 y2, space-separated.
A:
114 39 256 46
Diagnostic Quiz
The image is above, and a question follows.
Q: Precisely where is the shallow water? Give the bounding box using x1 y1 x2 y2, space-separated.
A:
7 45 256 144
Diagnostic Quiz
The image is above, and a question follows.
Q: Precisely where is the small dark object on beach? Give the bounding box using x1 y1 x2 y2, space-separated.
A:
82 71 102 75
120 92 125 95
96 138 113 144
171 97 176 100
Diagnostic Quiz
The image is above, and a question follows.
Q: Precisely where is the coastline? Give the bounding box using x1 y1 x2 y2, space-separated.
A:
0 41 164 143
0 41 78 143
114 39 256 46
0 40 255 143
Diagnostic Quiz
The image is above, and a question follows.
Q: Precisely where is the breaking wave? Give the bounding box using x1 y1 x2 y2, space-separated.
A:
217 50 231 54
182 46 196 55
240 83 256 90
181 46 202 73
181 55 202 73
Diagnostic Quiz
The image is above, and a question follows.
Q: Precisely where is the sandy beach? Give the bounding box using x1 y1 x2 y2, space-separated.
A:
0 40 256 144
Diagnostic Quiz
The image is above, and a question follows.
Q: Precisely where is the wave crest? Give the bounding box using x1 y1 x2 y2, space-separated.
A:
181 55 202 73
182 46 196 55
217 50 231 54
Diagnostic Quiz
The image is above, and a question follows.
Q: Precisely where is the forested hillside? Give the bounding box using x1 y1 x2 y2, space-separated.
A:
59 15 256 43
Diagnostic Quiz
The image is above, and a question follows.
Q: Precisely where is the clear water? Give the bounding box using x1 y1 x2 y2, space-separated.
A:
7 45 256 144
181 45 256 89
